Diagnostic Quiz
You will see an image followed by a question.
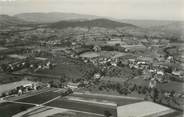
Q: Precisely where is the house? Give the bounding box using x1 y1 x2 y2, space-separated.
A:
67 82 80 89
137 56 153 63
128 58 136 65
149 78 157 89
94 73 101 80
93 45 101 52
18 89 23 95
156 70 164 75
111 61 117 66
172 70 184 78
23 83 32 88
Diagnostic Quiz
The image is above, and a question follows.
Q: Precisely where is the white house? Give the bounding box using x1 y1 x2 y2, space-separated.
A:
67 82 80 89
94 73 101 79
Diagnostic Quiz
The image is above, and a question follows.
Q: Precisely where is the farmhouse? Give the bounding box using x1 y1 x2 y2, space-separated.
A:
94 73 101 79
67 82 80 89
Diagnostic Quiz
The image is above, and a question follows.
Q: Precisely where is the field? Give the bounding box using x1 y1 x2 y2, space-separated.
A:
0 47 8 51
46 97 117 116
45 93 142 116
8 88 141 117
17 91 60 104
0 73 23 85
0 102 34 117
71 93 142 106
48 111 103 117
100 51 126 58
79 51 126 58
37 56 96 80
79 52 100 58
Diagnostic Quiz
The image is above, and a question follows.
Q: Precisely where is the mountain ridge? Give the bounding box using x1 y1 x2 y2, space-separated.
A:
49 18 138 29
14 12 100 23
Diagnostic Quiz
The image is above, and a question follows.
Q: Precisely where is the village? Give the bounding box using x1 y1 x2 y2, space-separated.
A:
0 12 183 117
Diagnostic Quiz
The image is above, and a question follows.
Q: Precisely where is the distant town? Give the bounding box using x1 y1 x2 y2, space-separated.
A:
0 12 183 117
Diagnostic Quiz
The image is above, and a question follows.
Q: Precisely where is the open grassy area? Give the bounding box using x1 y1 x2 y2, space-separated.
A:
79 51 126 58
160 111 183 117
0 73 22 85
48 111 102 117
46 97 117 116
46 93 141 117
17 91 60 104
80 52 100 58
71 93 142 106
0 102 34 117
37 56 96 80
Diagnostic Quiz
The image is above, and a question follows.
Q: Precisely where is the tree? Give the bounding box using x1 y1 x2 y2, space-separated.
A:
1 92 6 97
20 106 27 111
104 110 112 117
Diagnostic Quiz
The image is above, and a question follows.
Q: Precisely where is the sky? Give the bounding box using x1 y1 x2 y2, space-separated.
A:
0 0 183 21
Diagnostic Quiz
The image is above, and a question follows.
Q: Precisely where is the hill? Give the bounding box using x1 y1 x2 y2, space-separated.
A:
150 22 184 34
120 19 184 40
119 19 176 28
14 12 100 23
49 18 137 29
149 22 184 40
0 15 28 26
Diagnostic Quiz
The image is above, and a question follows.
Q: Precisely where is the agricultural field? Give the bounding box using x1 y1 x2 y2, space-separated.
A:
46 97 117 116
79 52 100 58
79 51 126 58
45 93 143 116
17 90 60 104
0 73 23 85
70 93 142 106
0 102 34 117
36 56 96 80
48 111 103 117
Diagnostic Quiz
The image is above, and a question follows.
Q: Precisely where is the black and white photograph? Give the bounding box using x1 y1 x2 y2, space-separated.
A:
0 0 183 117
